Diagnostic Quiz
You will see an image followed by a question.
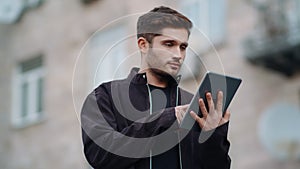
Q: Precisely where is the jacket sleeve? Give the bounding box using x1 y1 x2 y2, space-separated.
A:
179 88 231 169
187 122 231 169
81 85 178 169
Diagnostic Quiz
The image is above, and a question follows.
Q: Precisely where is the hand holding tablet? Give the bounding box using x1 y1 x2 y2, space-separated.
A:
189 91 231 131
179 72 242 130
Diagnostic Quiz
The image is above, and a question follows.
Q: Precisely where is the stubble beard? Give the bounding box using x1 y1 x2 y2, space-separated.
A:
147 48 180 81
149 68 177 83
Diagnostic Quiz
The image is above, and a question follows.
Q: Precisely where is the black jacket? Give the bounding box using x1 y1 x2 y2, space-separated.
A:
81 68 231 169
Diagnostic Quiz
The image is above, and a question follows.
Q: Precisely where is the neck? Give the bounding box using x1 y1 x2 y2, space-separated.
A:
139 68 169 88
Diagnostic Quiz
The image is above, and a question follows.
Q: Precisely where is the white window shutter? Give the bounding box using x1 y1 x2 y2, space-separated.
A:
0 0 25 24
181 0 226 45
89 26 126 88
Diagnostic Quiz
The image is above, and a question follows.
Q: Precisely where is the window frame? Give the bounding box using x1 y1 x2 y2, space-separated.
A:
12 57 45 128
89 25 127 89
180 0 227 47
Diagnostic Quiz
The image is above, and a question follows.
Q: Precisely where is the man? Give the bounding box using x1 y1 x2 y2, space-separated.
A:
81 6 231 169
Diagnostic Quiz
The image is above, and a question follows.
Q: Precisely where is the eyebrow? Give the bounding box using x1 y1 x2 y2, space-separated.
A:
181 42 189 47
161 39 189 46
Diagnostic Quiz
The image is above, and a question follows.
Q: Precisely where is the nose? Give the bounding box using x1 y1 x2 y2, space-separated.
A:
173 47 184 60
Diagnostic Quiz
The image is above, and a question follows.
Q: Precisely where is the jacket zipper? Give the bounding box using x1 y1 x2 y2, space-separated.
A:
176 87 183 169
146 83 183 169
146 83 153 169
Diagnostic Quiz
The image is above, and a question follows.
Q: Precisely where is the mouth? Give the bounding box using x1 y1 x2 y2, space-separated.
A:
168 62 181 70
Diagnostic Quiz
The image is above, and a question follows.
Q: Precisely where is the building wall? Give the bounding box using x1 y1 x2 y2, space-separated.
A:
0 0 299 169
0 0 127 168
221 1 300 168
0 24 13 169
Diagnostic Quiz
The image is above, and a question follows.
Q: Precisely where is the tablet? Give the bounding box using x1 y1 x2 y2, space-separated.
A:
180 72 242 130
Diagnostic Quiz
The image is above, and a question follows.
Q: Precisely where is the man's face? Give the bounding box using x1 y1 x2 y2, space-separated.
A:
145 28 189 77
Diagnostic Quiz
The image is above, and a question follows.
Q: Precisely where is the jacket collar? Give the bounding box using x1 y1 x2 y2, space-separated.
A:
127 67 181 85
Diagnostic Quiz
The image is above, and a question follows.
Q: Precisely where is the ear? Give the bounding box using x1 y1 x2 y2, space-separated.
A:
137 37 149 54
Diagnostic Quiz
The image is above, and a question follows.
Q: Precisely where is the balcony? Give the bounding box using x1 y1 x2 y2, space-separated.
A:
243 0 300 77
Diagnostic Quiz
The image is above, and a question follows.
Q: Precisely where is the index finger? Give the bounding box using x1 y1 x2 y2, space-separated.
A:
198 98 208 117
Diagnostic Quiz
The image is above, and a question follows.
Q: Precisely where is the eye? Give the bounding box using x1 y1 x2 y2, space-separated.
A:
180 44 187 51
164 42 174 47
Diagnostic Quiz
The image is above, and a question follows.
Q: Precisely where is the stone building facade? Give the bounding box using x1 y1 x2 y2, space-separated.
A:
0 0 299 169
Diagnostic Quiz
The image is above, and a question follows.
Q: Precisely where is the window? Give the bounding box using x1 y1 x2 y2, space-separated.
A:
12 56 45 127
0 0 24 23
89 26 127 88
81 0 99 5
286 0 300 33
0 0 43 24
24 0 43 8
180 0 227 46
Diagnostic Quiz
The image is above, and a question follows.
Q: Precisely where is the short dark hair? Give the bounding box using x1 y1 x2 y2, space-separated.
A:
137 6 193 43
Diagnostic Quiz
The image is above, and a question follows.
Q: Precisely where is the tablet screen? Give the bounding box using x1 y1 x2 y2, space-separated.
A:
180 72 242 130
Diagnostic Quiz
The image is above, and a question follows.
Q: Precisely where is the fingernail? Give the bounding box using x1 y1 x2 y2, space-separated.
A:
207 93 211 98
